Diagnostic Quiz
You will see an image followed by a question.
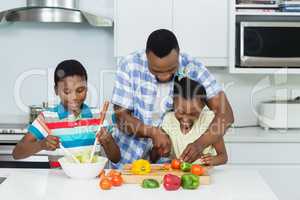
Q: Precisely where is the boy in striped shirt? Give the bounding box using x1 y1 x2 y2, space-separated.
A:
13 60 120 166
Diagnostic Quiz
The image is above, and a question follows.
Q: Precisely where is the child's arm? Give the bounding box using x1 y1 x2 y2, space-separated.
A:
200 137 228 166
13 134 60 160
97 128 121 163
150 148 161 163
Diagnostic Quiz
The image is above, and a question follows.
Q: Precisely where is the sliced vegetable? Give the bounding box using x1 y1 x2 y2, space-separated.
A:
162 163 171 171
131 159 151 175
181 174 200 190
163 174 181 191
141 179 160 189
74 149 98 163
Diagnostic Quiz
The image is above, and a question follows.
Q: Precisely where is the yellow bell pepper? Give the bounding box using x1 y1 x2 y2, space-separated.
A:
131 159 151 175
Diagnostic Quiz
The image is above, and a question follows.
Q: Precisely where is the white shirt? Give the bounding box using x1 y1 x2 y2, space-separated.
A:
152 82 172 126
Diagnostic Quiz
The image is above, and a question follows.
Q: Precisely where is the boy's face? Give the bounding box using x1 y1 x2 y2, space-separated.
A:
174 96 205 133
55 75 87 115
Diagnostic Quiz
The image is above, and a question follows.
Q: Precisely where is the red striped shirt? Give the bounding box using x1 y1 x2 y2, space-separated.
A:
46 118 101 129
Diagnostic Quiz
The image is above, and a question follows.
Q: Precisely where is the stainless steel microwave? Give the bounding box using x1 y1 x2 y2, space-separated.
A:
237 21 300 67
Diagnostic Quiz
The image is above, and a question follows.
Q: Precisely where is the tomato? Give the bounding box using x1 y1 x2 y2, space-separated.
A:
100 178 112 190
111 175 123 187
191 164 205 176
171 159 181 169
108 170 122 177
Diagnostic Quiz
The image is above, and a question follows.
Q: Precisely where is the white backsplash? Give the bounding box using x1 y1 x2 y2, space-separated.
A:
1 0 300 126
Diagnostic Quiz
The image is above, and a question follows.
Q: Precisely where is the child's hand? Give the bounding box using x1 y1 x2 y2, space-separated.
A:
200 154 213 166
97 127 112 146
180 141 204 163
40 135 60 151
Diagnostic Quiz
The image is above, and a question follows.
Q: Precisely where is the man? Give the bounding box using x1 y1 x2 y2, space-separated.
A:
111 29 234 168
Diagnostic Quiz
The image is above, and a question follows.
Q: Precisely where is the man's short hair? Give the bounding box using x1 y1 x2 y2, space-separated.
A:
146 29 180 58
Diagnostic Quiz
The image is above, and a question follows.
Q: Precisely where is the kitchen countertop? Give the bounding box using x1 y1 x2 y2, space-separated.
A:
224 127 300 143
0 167 278 200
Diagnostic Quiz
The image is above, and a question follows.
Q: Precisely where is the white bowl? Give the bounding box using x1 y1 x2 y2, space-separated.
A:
58 156 108 179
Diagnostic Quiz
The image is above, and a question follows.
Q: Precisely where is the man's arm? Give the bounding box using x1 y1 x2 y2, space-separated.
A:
113 105 152 138
180 91 234 162
114 105 171 155
198 91 233 146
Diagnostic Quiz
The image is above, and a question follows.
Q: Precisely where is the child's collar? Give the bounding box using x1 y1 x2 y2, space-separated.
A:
55 103 93 120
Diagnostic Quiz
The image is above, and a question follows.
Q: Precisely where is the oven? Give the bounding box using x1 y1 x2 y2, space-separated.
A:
0 124 50 168
236 16 300 68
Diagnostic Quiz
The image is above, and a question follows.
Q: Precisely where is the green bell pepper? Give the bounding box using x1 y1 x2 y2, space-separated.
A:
180 162 192 172
181 174 200 189
142 179 160 189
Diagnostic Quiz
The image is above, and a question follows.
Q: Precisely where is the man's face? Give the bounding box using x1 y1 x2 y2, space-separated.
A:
147 49 179 83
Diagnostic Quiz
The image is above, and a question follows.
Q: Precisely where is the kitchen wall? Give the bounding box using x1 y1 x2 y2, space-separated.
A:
1 0 300 126
0 0 115 123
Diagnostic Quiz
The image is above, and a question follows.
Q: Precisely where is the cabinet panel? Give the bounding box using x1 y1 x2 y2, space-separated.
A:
114 0 173 57
226 143 300 164
225 165 300 200
173 0 228 66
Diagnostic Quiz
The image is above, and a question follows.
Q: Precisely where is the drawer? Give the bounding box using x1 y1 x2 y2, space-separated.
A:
226 143 300 164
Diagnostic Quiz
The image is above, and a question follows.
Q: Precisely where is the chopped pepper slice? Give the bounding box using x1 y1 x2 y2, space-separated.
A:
131 159 151 175
180 162 192 172
142 179 160 189
181 174 200 190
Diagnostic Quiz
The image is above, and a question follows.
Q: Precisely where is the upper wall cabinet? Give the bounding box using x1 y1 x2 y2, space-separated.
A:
114 0 173 57
173 0 229 67
114 0 229 67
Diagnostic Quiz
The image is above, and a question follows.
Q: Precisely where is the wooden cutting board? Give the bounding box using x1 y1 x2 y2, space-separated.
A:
121 164 211 185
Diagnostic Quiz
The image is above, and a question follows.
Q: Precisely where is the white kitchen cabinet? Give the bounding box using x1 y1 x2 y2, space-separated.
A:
226 142 300 164
173 0 229 67
226 143 300 199
114 0 173 57
226 165 300 200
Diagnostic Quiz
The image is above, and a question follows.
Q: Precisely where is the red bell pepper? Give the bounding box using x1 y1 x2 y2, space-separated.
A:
163 174 181 191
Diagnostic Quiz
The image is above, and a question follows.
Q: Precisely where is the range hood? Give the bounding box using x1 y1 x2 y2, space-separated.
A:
0 0 113 27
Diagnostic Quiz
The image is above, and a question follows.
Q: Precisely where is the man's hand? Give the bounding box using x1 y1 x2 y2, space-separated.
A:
149 128 171 157
180 140 203 163
40 135 60 151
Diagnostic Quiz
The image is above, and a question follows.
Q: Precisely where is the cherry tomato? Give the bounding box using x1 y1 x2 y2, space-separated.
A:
111 175 123 187
191 164 206 176
108 170 122 177
100 178 112 190
171 159 181 170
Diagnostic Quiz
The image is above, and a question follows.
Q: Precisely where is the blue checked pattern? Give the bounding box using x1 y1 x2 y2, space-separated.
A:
111 50 222 169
